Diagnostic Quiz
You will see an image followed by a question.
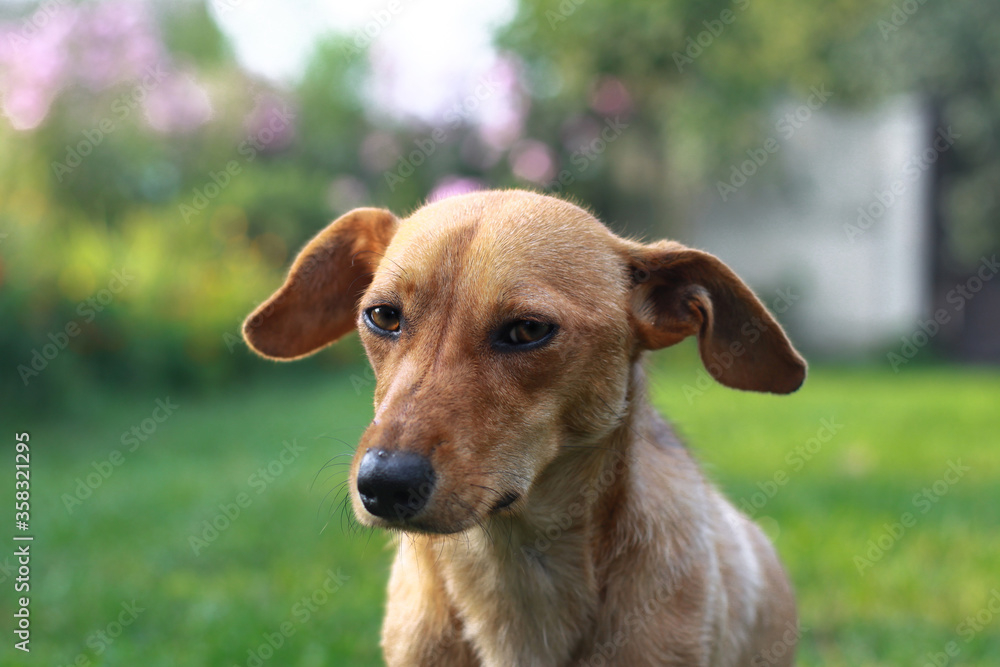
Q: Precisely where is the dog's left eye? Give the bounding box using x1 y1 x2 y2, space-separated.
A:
365 306 401 333
501 320 555 347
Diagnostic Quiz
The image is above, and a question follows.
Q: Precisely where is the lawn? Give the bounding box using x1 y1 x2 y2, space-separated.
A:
3 351 999 666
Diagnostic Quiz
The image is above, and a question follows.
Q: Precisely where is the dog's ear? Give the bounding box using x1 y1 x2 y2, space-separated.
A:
243 208 398 360
628 240 806 394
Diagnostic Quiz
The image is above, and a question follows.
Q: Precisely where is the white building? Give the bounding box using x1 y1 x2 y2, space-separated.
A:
691 96 936 358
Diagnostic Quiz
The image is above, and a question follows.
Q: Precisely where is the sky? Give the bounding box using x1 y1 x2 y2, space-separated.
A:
0 0 521 135
208 0 518 122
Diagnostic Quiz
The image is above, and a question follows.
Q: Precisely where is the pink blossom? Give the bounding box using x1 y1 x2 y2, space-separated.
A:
428 176 486 202
0 1 168 131
242 93 296 153
588 76 632 117
476 54 529 151
509 139 556 185
0 6 75 129
143 67 213 134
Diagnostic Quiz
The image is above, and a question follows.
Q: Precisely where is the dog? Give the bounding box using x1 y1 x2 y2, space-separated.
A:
243 190 806 667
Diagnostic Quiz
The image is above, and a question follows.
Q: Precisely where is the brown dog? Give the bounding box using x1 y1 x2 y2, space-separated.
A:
243 190 805 667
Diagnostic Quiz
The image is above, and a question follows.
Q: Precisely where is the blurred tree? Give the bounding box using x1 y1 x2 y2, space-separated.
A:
827 0 1000 272
0 0 512 411
0 1 334 411
498 0 999 270
4 0 998 411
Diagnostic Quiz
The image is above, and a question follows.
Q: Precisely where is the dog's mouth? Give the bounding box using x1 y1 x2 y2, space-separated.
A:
354 486 523 533
490 491 520 513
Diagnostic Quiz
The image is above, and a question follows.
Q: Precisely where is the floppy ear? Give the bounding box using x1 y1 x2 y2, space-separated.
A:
243 208 398 360
628 240 806 394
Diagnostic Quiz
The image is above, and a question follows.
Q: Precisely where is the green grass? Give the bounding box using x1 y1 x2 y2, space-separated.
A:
3 353 999 666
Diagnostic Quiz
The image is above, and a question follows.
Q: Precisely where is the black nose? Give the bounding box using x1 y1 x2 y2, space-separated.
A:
356 448 436 521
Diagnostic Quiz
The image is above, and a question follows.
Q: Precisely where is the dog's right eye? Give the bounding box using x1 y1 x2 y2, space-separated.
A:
494 319 557 351
365 306 401 334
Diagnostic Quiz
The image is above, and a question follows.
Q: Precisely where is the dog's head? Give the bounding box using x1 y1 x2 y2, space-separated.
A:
244 190 805 533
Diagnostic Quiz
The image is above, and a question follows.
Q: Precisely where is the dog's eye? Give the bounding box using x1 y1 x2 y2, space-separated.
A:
365 306 401 333
503 320 555 347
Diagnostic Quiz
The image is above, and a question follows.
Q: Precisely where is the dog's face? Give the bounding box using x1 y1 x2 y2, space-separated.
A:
348 195 635 532
244 190 805 533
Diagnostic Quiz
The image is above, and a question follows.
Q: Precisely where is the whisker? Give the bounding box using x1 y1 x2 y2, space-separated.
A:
318 480 349 519
362 525 378 556
314 433 363 443
470 483 504 500
310 464 351 491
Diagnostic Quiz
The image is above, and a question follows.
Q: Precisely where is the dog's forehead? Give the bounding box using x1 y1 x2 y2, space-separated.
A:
372 192 625 298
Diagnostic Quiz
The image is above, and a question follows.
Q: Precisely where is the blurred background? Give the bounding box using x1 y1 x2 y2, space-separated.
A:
0 0 998 665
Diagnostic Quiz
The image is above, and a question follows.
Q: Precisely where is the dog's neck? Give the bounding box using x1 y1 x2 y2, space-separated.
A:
415 362 658 665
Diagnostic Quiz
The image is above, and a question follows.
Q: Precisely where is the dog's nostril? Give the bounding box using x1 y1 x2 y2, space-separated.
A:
357 448 436 521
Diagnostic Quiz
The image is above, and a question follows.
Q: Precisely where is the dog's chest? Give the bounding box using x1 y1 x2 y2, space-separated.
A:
439 522 600 666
